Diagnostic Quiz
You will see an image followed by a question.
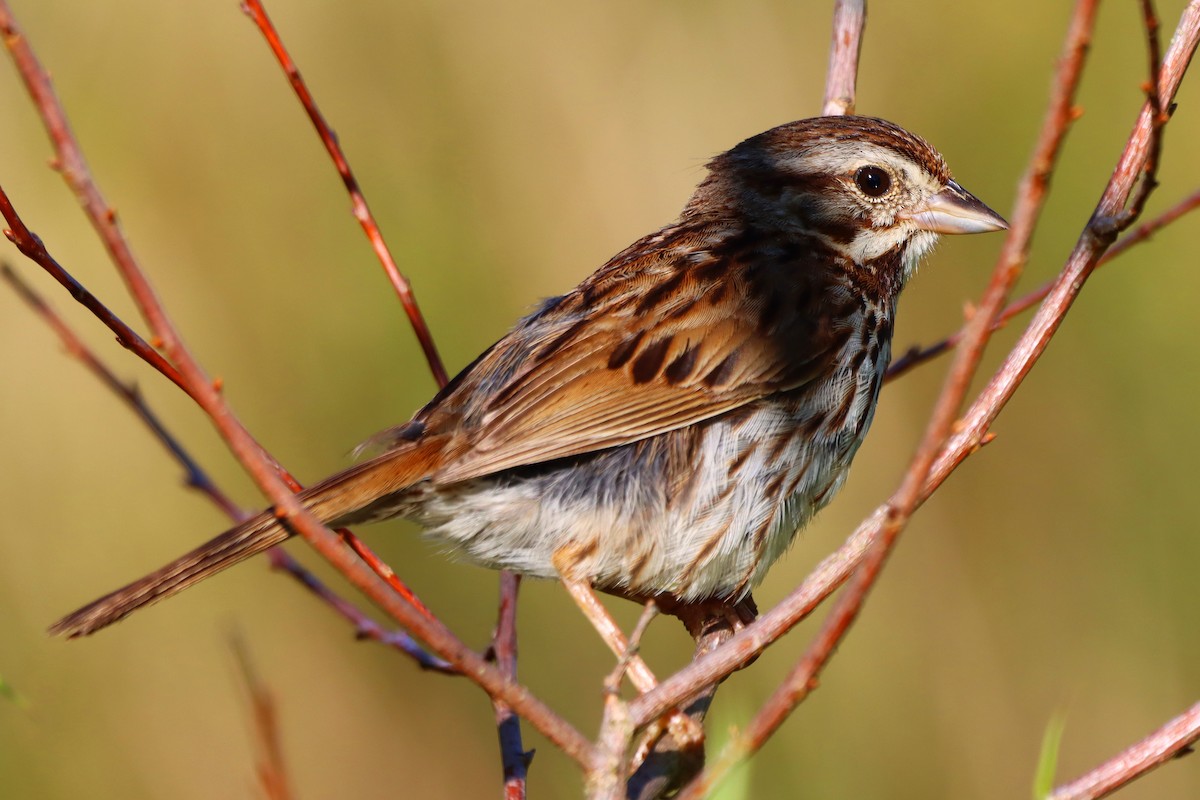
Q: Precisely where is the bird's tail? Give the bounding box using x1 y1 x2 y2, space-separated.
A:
50 438 445 638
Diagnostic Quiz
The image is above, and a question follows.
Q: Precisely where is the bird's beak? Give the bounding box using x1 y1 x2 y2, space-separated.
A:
902 180 1008 235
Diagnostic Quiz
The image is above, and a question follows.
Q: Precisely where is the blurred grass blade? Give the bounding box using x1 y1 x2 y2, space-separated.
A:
1033 713 1067 799
0 673 30 708
711 702 753 800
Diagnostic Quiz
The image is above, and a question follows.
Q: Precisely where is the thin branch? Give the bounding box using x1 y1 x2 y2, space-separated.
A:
241 0 536 780
0 1 165 324
677 4 1180 792
1115 0 1165 231
632 4 867 795
233 636 295 800
490 573 531 800
631 6 871 796
675 0 1104 747
0 0 286 482
6 0 441 623
0 190 189 396
822 0 866 115
338 532 440 622
637 4 864 795
1049 702 1200 800
934 0 1195 478
239 0 448 388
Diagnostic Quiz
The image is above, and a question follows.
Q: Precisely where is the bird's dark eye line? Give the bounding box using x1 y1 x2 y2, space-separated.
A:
854 166 892 198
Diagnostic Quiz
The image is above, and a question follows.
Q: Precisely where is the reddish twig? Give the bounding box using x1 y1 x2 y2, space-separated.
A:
239 0 448 388
240 0 533 779
490 573 530 800
822 0 866 116
886 188 1200 381
339 533 439 622
0 192 188 396
676 2 1186 789
1115 0 1165 232
932 0 1192 483
0 2 171 332
1049 701 1200 800
237 3 538 782
0 1 591 767
678 7 1103 782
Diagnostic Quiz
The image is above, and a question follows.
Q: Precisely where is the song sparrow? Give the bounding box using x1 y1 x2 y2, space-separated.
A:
52 116 1006 638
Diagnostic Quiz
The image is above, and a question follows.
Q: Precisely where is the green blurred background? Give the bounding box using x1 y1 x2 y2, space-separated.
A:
2 1 1198 797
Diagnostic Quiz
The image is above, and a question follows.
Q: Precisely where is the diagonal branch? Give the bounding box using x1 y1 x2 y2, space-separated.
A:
822 0 866 116
239 1 533 787
490 573 531 800
239 0 447 387
1049 701 1200 800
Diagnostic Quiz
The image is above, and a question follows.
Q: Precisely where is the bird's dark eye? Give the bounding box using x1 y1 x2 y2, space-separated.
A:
855 166 892 198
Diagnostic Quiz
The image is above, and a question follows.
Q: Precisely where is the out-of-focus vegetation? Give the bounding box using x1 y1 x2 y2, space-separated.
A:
1 2 1197 798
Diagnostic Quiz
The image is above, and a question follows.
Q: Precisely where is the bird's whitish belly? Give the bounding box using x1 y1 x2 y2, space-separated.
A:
410 322 889 601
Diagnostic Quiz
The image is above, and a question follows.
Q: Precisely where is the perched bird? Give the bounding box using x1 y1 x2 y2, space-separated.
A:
52 116 1006 638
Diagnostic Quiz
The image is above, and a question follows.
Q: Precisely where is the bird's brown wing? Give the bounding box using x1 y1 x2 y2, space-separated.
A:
422 240 848 485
